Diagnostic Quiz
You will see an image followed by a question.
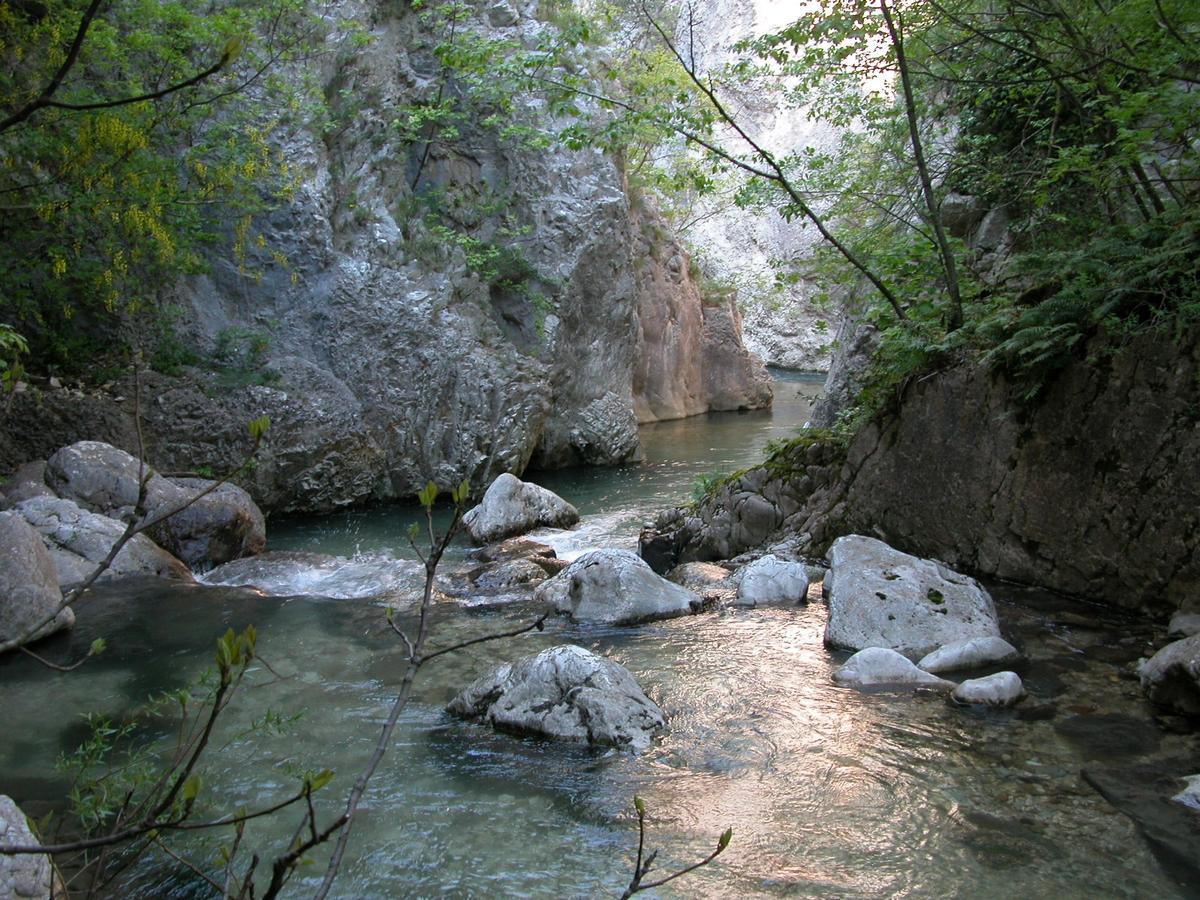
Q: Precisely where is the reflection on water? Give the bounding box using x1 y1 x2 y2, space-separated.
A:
0 371 1191 897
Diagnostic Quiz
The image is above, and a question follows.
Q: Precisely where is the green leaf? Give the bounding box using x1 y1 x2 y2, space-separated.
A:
247 416 270 441
307 768 335 792
87 637 107 657
718 827 733 851
633 795 645 815
181 774 202 803
417 481 439 509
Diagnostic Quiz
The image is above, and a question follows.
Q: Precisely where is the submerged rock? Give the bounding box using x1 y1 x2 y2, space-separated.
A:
463 474 579 544
832 647 956 691
824 535 1001 659
1139 634 1200 716
16 496 192 587
951 671 1025 707
0 795 52 899
0 511 74 649
918 636 1021 674
535 548 704 625
733 554 809 608
447 644 665 750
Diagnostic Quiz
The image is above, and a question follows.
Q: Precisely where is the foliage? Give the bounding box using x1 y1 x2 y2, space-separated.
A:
0 0 332 374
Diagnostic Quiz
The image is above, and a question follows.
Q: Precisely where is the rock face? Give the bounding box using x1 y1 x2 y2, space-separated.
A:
0 511 74 648
0 3 773 514
734 554 809 607
16 496 193 587
447 644 665 749
45 441 265 567
951 671 1025 707
824 536 1002 659
462 474 579 544
651 328 1200 615
0 795 52 899
832 647 956 690
629 205 772 422
536 549 705 625
918 636 1021 674
1139 634 1200 716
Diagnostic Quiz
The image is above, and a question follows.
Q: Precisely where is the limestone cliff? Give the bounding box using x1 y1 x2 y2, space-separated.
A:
0 0 769 512
651 328 1200 616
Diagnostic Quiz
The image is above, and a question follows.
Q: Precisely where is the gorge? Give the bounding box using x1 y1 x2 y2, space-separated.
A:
1 0 1198 896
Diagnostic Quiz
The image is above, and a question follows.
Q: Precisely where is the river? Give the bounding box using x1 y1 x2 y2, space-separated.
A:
0 371 1192 898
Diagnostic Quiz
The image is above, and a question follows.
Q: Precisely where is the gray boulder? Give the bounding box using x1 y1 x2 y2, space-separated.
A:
824 535 1001 659
918 636 1021 674
1168 612 1200 639
16 496 192 587
733 554 809 608
0 795 52 899
462 473 579 544
45 441 265 568
0 511 74 649
0 460 55 509
447 644 665 750
536 549 705 625
832 647 956 690
162 478 267 569
1139 634 1200 716
951 671 1025 707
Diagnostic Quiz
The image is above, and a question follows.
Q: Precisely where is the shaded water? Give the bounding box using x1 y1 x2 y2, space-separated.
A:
1 372 1193 897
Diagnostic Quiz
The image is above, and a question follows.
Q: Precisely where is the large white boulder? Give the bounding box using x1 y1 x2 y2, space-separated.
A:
447 645 665 750
733 554 809 608
462 473 579 544
824 535 1001 658
534 548 704 625
1139 634 1200 716
0 795 52 899
918 636 1021 674
832 647 956 690
951 671 1025 707
0 511 73 650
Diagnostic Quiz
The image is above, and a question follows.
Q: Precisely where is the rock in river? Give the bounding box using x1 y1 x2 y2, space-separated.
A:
1139 633 1200 716
733 554 809 608
535 548 705 625
824 535 1001 659
462 473 579 544
44 440 266 568
0 510 74 649
918 636 1021 674
0 795 53 899
447 645 665 750
16 496 192 587
951 671 1025 707
832 647 956 691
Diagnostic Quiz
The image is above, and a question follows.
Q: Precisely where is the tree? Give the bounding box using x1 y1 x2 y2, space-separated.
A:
0 0 330 373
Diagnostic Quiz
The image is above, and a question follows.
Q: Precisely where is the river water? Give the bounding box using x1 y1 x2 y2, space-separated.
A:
1 372 1193 898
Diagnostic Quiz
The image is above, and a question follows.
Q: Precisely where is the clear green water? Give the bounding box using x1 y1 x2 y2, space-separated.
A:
0 372 1191 898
